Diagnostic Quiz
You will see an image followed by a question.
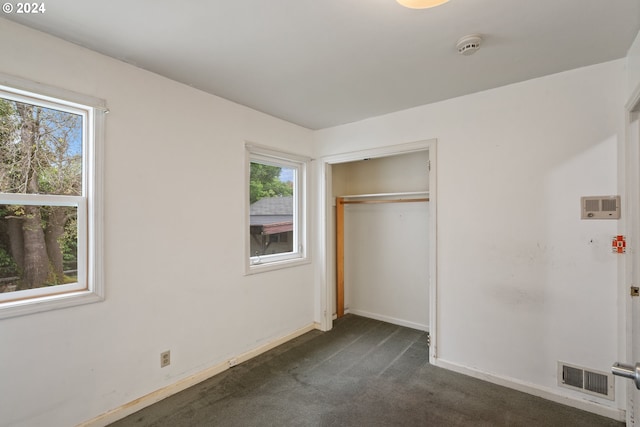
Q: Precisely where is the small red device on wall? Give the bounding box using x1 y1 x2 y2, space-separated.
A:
612 235 626 254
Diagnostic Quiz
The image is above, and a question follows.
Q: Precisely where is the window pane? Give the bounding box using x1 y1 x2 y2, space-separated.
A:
0 97 83 196
249 162 295 257
0 204 78 294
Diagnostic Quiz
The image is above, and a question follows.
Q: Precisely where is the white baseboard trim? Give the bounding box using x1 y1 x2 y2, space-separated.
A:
79 322 319 427
346 308 429 332
433 358 625 422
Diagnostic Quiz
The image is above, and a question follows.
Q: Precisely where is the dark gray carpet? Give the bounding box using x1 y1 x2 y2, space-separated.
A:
110 315 623 426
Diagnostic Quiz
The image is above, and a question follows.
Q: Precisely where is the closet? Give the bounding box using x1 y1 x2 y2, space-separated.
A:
332 150 430 331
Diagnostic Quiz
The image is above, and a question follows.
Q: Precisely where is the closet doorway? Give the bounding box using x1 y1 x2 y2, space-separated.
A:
319 140 437 360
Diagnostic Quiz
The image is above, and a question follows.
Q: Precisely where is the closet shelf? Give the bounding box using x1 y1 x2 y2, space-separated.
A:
338 191 429 199
337 192 429 205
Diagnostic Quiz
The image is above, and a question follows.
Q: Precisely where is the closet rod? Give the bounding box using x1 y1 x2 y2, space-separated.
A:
340 198 429 205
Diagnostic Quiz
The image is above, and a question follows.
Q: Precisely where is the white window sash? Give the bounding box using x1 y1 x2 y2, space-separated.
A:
246 144 309 274
0 195 88 304
0 193 84 206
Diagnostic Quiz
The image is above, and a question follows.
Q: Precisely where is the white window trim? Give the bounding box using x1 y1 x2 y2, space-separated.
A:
0 74 105 319
245 143 310 274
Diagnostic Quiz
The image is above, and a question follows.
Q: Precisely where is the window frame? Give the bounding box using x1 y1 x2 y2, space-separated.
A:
0 73 104 319
245 143 309 274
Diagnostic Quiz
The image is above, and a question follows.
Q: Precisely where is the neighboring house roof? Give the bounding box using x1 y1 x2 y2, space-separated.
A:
250 196 293 235
249 215 292 226
250 196 293 215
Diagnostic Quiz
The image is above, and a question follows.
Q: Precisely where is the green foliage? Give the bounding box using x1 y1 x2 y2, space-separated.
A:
0 99 16 143
38 154 82 195
250 162 293 204
60 217 78 264
0 247 17 277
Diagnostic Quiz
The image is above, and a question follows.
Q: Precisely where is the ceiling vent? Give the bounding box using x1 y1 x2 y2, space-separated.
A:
456 34 482 55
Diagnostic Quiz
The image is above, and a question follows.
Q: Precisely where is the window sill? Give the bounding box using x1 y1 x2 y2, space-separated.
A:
245 256 310 275
0 289 104 320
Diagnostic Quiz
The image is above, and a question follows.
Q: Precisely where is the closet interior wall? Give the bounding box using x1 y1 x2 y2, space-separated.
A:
332 151 430 330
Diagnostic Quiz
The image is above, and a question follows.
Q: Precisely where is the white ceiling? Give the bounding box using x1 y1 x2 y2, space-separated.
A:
5 0 640 129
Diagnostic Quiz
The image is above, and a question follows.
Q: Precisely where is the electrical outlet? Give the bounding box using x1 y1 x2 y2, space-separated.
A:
160 350 170 368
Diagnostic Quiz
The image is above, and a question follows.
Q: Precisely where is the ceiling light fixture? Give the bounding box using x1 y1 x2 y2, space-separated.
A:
396 0 450 9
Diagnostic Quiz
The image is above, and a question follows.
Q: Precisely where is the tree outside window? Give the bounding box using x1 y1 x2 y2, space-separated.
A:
0 96 83 294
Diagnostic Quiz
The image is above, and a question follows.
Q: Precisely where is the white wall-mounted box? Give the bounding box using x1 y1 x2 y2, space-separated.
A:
581 195 621 219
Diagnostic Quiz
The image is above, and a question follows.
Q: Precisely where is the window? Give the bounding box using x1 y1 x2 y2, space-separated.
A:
246 144 308 272
0 75 104 318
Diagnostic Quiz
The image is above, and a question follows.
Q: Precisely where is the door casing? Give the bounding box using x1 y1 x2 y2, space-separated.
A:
623 84 640 425
315 139 438 361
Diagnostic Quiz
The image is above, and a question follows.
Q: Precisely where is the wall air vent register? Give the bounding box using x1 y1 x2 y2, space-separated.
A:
558 361 614 400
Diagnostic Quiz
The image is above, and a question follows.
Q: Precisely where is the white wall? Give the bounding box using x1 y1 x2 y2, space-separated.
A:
332 152 429 195
315 59 625 414
344 202 429 329
0 19 316 427
627 31 640 95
